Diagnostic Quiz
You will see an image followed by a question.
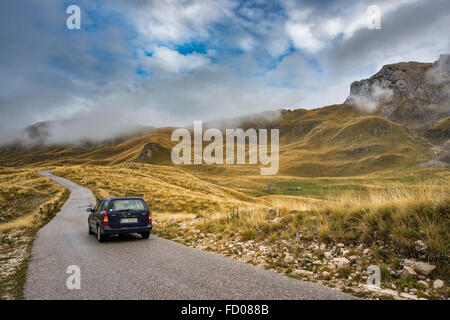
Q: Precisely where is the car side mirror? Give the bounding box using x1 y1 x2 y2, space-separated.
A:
86 208 93 213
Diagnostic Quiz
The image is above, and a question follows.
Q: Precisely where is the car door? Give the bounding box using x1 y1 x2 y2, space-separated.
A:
89 201 100 229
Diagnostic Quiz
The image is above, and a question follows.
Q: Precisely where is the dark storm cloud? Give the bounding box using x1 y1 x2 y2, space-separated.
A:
324 0 450 71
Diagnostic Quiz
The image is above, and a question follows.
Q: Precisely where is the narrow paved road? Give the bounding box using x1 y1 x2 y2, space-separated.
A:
25 171 355 300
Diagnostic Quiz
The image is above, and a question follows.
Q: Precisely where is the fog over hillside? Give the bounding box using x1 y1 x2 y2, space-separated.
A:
2 55 449 149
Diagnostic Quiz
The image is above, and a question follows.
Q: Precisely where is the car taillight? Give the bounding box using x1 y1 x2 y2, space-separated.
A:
103 211 109 226
148 209 152 224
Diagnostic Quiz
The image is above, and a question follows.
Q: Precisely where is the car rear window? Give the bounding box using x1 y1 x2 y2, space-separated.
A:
111 199 146 211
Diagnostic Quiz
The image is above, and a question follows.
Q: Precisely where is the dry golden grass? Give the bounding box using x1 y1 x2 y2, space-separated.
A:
0 167 65 224
0 188 67 233
153 212 198 223
264 182 449 213
191 179 449 277
52 163 256 214
0 215 36 233
0 167 69 300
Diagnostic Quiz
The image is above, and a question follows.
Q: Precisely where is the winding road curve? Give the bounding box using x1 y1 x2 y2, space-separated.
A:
24 171 355 300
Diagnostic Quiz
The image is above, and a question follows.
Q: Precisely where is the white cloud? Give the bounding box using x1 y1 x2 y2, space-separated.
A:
236 36 257 52
347 81 394 113
132 0 236 44
286 22 324 52
321 18 344 38
148 46 210 73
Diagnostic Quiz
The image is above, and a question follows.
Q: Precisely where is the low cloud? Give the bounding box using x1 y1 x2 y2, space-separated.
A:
346 81 394 113
426 55 450 86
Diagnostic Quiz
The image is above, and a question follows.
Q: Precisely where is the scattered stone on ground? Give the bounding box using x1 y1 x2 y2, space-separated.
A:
400 259 436 276
155 220 449 300
433 279 444 289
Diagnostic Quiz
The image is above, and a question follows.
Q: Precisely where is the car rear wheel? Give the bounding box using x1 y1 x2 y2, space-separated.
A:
140 231 150 239
97 225 104 242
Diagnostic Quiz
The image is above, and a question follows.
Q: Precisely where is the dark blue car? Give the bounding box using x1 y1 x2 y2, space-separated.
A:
87 197 152 242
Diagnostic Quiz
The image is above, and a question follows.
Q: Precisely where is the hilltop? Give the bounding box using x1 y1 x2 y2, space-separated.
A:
0 104 431 176
345 54 450 135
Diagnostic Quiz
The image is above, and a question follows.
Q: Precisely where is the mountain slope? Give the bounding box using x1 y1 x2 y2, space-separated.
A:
1 56 449 175
0 104 430 177
345 54 450 134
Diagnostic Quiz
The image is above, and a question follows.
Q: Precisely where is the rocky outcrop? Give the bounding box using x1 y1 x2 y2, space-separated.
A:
139 142 172 164
140 142 160 160
345 55 450 133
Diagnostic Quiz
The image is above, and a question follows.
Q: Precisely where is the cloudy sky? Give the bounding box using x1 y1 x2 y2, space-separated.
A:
0 0 449 144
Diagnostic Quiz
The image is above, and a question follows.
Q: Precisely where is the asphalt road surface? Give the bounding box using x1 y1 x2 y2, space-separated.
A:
24 170 355 300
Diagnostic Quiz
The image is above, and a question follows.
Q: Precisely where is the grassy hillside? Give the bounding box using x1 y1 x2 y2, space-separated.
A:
427 117 450 144
0 105 431 177
278 112 428 176
52 164 256 213
0 128 176 167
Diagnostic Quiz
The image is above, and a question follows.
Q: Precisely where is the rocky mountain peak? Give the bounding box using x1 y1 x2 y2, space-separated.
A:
345 55 450 133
